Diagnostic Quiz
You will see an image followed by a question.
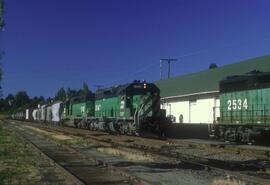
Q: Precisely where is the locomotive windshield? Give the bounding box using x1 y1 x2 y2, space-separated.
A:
125 82 160 96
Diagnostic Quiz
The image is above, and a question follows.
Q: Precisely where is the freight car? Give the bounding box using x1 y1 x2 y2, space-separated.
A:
213 71 270 143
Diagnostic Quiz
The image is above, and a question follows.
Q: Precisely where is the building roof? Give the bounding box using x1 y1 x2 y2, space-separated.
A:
155 55 270 98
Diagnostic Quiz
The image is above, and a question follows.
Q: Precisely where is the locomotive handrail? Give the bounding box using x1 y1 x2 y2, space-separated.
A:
137 103 145 130
136 95 153 130
133 106 138 130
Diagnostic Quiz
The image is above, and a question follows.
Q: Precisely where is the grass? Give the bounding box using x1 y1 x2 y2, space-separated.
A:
0 124 16 184
0 169 16 185
0 123 40 185
0 114 7 120
212 177 246 185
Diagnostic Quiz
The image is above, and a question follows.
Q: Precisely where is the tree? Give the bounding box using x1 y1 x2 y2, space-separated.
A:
38 96 45 104
0 0 4 97
0 98 8 112
66 88 77 99
0 0 4 30
5 93 14 107
209 63 218 69
14 91 30 108
29 96 45 107
46 97 53 104
79 82 92 100
54 87 66 101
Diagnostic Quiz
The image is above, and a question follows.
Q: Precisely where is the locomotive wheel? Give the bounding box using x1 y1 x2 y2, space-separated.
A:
224 129 231 142
74 120 78 128
246 129 255 144
82 119 87 129
119 122 125 135
236 130 244 143
86 120 91 129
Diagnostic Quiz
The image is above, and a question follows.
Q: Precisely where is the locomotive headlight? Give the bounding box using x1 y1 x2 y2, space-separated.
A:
143 83 147 89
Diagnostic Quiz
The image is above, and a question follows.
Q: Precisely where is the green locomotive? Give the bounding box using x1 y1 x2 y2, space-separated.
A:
216 71 270 142
61 96 95 127
61 81 166 135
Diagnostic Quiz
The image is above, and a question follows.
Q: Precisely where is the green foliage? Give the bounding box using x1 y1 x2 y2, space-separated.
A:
14 91 30 108
78 82 93 100
0 82 93 113
0 93 45 114
0 64 2 98
0 123 42 184
28 96 45 107
0 0 4 31
65 83 93 100
0 170 16 184
46 97 53 104
66 88 77 99
0 0 4 98
209 63 218 69
54 87 66 101
0 98 8 112
0 124 17 184
0 63 2 82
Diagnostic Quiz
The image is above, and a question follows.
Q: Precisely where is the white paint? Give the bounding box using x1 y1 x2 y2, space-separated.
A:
227 98 248 110
95 104 101 111
120 101 125 109
162 101 190 123
214 99 220 122
25 109 29 120
32 109 37 120
40 105 46 121
52 102 62 122
80 105 85 113
162 97 220 124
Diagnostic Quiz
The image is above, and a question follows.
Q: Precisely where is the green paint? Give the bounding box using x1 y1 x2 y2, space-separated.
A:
220 87 270 126
62 100 94 120
95 97 120 118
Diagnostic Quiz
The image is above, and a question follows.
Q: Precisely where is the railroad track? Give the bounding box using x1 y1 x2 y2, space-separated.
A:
5 121 151 185
6 120 270 185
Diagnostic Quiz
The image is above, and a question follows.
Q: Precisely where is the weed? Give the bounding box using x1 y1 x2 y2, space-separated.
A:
212 177 246 185
0 169 17 185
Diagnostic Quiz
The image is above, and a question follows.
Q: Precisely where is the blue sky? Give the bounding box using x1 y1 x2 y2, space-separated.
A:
1 0 270 97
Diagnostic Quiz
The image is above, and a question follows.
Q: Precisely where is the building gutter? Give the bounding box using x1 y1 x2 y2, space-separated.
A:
161 90 219 100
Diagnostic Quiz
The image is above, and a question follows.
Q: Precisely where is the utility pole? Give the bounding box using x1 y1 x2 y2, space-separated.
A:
160 58 178 80
160 60 162 80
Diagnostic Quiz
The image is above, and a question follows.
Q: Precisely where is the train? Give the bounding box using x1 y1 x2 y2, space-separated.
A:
12 81 168 136
11 71 270 143
212 71 270 143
